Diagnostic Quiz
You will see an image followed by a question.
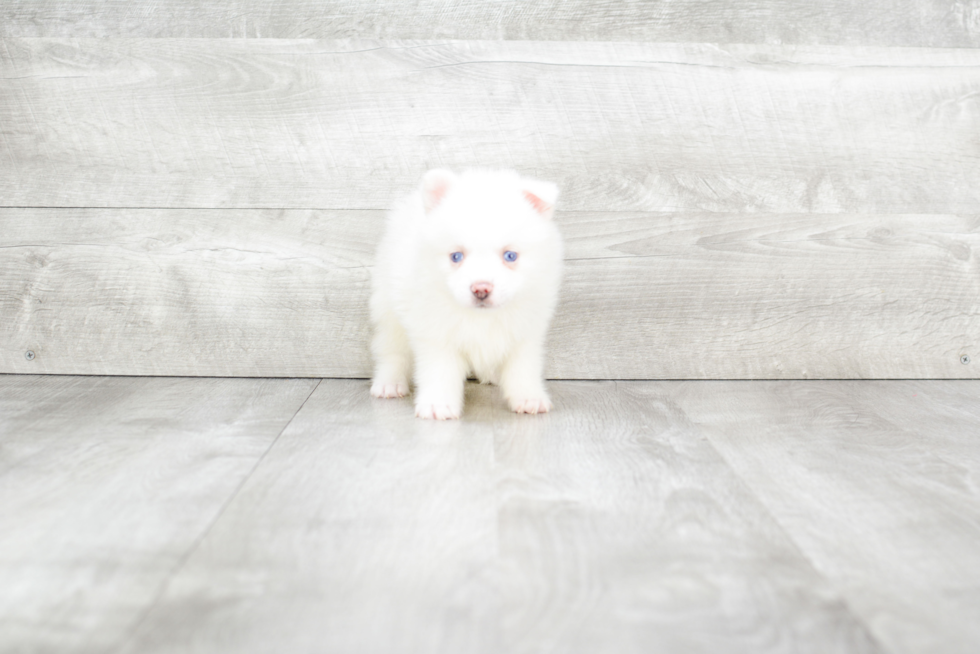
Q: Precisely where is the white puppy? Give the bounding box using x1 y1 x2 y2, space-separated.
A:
370 169 563 419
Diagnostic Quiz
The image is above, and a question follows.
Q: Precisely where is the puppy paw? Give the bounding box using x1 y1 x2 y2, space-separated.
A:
509 397 553 415
415 403 461 420
370 380 409 398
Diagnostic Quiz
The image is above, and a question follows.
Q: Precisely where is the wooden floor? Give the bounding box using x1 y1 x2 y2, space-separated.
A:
2 375 978 653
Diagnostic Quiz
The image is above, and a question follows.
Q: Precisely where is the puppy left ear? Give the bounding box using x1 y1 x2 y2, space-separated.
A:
521 178 559 220
421 169 457 213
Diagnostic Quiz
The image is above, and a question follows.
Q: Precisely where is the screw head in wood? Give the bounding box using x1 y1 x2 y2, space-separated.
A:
962 354 971 365
25 350 35 361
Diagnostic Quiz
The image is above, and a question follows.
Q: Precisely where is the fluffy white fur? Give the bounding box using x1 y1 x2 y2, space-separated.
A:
370 169 563 420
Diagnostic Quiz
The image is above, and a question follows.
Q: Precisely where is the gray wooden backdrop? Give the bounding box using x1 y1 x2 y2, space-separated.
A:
1 3 978 379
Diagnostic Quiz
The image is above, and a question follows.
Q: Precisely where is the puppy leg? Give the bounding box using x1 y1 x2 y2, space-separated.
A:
500 339 552 415
413 347 466 420
370 311 411 399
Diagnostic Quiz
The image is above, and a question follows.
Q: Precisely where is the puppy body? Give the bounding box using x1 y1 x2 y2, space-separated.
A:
370 169 563 419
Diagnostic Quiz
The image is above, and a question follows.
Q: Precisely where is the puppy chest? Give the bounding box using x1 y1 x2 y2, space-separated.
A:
451 320 517 368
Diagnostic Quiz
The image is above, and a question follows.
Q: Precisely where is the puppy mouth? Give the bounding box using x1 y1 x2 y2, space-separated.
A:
472 299 495 309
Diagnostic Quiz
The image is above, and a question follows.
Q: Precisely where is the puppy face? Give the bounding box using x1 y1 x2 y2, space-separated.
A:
420 170 559 310
443 242 523 309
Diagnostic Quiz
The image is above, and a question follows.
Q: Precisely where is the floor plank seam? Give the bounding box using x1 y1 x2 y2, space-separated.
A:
0 205 387 211
7 374 979 382
693 420 895 653
107 378 323 653
0 376 108 476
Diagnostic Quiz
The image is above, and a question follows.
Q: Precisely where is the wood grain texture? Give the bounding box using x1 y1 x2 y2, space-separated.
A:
2 0 979 46
2 39 980 213
119 380 880 654
671 380 980 654
5 377 978 652
0 208 377 377
0 375 318 654
119 379 502 654
2 208 977 379
492 381 880 653
552 211 980 379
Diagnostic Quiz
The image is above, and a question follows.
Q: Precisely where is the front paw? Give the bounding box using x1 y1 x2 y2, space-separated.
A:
509 397 553 415
415 402 461 420
371 379 409 398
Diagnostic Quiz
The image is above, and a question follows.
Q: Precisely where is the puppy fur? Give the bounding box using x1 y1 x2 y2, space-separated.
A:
370 169 563 419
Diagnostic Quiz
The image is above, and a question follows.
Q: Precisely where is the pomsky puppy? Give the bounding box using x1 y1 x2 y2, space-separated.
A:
370 169 563 419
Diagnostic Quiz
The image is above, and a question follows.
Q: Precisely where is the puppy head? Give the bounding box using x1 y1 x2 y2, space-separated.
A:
420 169 561 310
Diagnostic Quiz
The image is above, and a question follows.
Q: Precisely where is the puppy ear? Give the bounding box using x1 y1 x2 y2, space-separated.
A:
521 178 559 220
421 169 457 213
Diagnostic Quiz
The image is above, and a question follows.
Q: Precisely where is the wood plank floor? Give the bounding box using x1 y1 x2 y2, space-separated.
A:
2 376 978 653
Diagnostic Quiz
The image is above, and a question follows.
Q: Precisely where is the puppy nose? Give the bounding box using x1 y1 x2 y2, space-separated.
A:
471 282 493 301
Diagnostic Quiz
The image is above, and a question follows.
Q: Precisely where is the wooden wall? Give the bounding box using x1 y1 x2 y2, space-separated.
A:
4 1 980 45
2 4 978 378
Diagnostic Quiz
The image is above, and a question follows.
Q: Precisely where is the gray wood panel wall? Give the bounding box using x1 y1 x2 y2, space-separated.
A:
2 5 978 379
3 1 980 46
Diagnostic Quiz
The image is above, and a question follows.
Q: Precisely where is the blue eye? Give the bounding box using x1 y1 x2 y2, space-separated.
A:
503 250 518 262
450 251 464 263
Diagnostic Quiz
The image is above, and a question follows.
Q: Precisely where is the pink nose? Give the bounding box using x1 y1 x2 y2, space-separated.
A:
471 282 493 301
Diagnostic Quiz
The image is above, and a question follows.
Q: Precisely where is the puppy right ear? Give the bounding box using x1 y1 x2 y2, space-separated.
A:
421 169 457 213
521 178 559 221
